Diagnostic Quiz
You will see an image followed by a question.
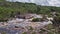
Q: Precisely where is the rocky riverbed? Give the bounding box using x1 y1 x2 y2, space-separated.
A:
0 14 53 34
0 18 52 34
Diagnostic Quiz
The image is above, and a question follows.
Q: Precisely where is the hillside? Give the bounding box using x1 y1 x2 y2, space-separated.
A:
0 0 60 21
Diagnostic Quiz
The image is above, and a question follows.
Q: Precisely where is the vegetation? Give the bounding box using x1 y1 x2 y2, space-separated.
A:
1 32 6 34
22 32 27 34
32 18 41 22
51 16 60 27
29 26 33 30
32 32 36 34
0 31 6 34
0 0 60 22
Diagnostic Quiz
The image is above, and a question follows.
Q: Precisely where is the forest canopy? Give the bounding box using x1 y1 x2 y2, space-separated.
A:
0 0 60 21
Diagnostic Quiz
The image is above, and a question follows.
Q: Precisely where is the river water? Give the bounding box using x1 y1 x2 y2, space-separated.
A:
0 18 52 34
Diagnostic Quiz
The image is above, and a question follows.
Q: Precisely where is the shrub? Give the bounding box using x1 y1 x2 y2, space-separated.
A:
32 18 40 22
22 32 27 34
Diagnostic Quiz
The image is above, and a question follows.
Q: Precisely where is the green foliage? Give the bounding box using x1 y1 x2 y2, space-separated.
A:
0 1 60 22
0 0 5 1
22 32 27 34
32 18 41 22
29 26 33 30
47 32 53 34
32 18 46 22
